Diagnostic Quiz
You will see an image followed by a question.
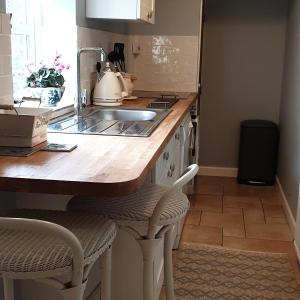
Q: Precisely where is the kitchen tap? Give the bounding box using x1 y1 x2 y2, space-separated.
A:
76 47 107 117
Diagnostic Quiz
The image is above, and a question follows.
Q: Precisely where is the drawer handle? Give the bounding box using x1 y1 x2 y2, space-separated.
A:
163 152 170 160
147 10 153 19
175 133 180 140
170 163 175 172
167 170 173 177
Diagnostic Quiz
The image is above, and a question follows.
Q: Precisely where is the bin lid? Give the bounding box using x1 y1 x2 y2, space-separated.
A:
241 120 278 128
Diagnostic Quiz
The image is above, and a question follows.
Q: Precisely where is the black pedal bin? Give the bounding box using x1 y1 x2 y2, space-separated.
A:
238 120 279 186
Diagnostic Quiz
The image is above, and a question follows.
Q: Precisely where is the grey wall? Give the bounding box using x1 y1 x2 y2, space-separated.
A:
0 0 5 13
128 0 201 36
277 0 300 219
76 0 129 34
199 0 288 168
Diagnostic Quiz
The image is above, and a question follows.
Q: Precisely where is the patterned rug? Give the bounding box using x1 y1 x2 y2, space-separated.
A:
174 243 300 300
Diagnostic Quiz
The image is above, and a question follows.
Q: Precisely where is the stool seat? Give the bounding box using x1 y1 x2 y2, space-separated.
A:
68 184 190 226
0 209 116 279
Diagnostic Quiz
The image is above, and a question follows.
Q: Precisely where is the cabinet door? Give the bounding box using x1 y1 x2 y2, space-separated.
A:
86 0 137 20
138 0 155 24
154 127 181 187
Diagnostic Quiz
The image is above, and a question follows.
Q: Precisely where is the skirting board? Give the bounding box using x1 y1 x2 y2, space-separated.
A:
199 166 238 178
276 176 296 237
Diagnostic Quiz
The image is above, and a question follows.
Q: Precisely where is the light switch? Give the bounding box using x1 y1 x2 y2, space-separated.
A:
132 41 141 55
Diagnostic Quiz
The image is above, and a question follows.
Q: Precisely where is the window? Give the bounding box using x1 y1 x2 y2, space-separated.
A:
6 0 77 109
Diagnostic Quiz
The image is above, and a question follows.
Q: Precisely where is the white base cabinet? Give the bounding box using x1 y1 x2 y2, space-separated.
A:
152 112 192 249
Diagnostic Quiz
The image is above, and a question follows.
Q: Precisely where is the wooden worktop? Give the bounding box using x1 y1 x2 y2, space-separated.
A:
0 93 197 197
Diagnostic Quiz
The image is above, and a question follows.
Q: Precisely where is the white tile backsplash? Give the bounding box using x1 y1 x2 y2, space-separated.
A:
0 55 12 76
0 76 13 104
0 35 11 56
0 13 13 105
77 26 200 97
1 14 11 34
127 35 200 93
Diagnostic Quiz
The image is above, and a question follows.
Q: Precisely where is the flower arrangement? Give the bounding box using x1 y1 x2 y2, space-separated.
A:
26 54 70 88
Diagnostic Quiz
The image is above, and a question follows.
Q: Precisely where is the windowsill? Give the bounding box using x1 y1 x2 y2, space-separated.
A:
14 100 75 120
50 104 74 119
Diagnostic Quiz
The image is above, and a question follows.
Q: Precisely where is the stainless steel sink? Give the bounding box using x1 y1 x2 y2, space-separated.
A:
48 107 171 137
90 109 157 121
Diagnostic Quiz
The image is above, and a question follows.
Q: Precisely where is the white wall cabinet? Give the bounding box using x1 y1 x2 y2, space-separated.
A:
86 0 155 24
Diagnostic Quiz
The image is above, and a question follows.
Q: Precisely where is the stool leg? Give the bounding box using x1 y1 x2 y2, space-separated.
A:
101 246 112 300
3 278 14 300
164 226 175 300
143 253 154 300
59 281 87 300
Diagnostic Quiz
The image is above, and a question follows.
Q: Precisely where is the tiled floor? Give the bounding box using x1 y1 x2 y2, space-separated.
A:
185 176 300 278
161 175 300 299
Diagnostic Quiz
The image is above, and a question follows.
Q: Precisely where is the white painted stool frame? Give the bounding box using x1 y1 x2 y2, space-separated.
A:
0 217 113 300
69 164 199 300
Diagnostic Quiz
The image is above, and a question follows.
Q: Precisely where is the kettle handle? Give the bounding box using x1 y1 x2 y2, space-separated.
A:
116 72 129 98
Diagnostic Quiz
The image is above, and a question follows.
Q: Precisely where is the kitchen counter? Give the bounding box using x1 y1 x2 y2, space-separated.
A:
0 93 197 197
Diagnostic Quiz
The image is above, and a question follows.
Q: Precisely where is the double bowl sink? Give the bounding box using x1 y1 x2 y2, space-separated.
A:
48 107 171 137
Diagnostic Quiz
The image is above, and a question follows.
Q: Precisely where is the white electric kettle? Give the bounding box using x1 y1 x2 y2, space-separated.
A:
93 62 128 106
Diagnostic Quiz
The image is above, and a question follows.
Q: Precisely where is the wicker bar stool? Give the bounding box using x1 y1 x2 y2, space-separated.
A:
67 164 199 300
0 209 117 300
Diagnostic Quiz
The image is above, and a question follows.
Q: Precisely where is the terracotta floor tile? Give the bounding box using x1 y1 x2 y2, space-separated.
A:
223 225 245 238
258 187 281 198
194 183 223 196
201 212 245 238
223 182 260 197
263 204 286 219
245 222 293 241
190 195 223 213
266 217 287 224
185 210 201 226
243 209 265 224
200 212 222 227
181 224 222 246
261 195 283 205
195 175 225 185
223 206 243 215
223 196 262 210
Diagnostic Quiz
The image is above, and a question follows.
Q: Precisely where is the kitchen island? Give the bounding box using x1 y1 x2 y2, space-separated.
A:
0 93 197 197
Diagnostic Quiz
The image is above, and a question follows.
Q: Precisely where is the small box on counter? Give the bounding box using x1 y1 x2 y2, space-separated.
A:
0 107 52 147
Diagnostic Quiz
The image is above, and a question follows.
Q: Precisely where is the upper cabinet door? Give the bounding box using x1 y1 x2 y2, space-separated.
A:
138 0 155 24
86 0 156 24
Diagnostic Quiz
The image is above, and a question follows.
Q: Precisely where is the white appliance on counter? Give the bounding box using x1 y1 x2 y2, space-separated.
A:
93 62 128 106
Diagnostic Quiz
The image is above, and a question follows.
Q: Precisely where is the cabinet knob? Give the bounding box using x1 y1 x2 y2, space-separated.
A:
175 133 180 140
147 10 153 19
163 152 170 160
170 163 175 172
167 170 173 177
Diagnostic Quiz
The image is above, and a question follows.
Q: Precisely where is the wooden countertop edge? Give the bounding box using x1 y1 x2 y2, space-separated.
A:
0 93 197 196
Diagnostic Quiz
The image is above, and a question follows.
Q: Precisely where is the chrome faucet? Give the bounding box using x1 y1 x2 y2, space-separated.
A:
76 47 107 117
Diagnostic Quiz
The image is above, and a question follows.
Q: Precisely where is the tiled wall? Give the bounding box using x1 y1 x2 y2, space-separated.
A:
77 26 200 96
127 35 200 93
77 26 129 103
0 13 13 105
